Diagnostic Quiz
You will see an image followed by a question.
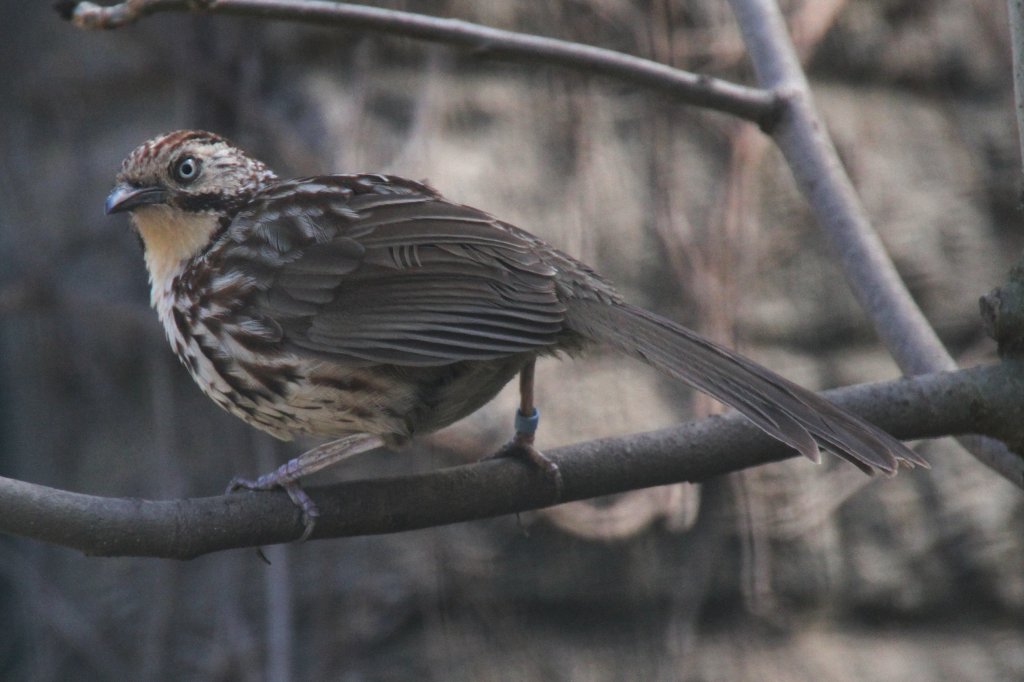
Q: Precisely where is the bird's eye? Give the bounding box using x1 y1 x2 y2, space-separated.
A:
171 156 201 185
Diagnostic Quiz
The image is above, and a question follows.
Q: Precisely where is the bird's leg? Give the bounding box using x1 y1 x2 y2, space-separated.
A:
227 433 385 541
484 359 564 500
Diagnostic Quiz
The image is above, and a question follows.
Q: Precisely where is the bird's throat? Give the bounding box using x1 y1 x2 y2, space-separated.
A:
131 205 220 307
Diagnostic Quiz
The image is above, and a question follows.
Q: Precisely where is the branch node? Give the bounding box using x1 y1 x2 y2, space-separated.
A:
755 90 787 134
980 258 1024 358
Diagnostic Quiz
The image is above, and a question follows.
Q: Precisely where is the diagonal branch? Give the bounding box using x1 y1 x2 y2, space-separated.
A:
727 0 1024 487
728 0 950 374
57 0 780 126
1 363 1019 560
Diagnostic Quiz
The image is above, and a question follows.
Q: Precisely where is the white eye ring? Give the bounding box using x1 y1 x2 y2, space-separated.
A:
172 156 201 184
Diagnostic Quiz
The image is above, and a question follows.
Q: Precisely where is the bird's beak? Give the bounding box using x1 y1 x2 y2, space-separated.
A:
105 183 168 214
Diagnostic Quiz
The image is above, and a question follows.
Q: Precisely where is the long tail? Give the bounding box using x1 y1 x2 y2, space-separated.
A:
564 300 928 475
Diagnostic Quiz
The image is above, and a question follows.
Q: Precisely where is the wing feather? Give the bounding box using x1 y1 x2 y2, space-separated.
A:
222 175 566 366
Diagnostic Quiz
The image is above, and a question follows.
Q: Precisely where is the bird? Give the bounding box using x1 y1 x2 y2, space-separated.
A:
106 129 927 538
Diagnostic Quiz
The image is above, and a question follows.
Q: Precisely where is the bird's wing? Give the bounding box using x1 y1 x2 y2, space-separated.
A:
219 175 567 366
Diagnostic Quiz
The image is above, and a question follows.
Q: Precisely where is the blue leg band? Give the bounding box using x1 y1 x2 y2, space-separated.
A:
514 407 540 435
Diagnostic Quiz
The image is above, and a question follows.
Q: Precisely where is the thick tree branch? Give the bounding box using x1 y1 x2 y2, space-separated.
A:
1 363 1020 560
57 0 780 126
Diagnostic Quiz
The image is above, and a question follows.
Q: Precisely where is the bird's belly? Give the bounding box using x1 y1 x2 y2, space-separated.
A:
176 342 410 441
166 315 529 444
159 308 360 440
182 349 527 443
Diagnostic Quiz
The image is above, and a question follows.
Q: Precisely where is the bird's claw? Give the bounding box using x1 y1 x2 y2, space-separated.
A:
226 475 319 541
486 433 564 502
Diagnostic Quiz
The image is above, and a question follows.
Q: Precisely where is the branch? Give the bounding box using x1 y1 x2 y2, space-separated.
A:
727 0 951 376
2 363 1020 560
57 0 780 126
727 0 1024 487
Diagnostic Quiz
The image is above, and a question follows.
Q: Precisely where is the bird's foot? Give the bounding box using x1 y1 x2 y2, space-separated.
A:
226 434 385 542
483 408 563 502
227 470 320 542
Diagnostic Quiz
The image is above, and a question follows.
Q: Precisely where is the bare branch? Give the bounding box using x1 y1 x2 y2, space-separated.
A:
726 0 1024 487
1 363 1019 559
727 0 950 374
57 0 780 125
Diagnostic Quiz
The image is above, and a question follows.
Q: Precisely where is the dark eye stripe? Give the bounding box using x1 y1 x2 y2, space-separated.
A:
179 192 229 212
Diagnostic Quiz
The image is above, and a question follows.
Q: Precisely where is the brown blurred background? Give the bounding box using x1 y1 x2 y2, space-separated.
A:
1 1 1022 680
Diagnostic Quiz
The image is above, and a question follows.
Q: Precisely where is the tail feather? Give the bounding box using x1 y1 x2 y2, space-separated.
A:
565 300 928 474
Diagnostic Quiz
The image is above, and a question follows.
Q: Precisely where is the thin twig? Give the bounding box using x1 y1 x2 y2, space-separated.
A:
58 0 780 126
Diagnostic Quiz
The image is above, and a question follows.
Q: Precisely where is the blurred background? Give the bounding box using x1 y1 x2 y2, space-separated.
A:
1 1 1023 680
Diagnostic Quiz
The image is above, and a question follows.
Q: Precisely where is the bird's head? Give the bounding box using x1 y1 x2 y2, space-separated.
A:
107 130 277 294
107 129 276 216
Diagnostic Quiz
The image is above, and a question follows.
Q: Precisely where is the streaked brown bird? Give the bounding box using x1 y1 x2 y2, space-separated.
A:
107 130 926 537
